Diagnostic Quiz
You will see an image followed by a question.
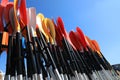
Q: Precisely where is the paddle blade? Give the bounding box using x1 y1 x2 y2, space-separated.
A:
76 27 88 49
19 0 27 36
29 7 36 37
13 0 20 32
41 18 50 42
19 0 27 25
55 25 63 47
36 13 49 42
1 0 8 6
36 13 45 34
91 40 102 58
57 17 67 37
69 31 82 51
46 18 56 44
91 40 100 51
0 5 4 31
85 36 95 51
3 3 13 34
9 7 16 34
29 7 36 28
36 13 44 28
3 2 13 23
37 13 44 21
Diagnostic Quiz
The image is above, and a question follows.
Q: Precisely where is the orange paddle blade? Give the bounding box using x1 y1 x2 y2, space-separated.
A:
91 40 100 51
91 40 102 58
1 31 8 46
85 36 95 51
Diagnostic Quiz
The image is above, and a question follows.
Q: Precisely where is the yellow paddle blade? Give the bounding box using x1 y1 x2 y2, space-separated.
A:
36 14 55 44
36 13 49 42
36 13 45 33
38 13 44 21
36 13 50 42
42 18 50 42
13 0 20 32
36 13 44 29
46 18 56 44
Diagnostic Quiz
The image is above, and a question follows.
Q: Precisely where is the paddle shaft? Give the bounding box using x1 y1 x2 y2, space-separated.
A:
4 35 12 80
36 28 62 80
25 26 37 79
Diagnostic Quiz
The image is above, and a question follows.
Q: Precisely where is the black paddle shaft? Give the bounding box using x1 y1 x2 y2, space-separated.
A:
36 28 57 70
6 35 12 75
16 32 23 75
25 26 37 75
32 37 42 74
48 43 63 74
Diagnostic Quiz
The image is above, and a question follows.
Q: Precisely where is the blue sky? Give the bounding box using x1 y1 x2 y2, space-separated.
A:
0 0 120 72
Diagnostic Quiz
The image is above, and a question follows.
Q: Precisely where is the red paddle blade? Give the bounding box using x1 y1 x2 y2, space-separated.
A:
69 31 82 51
54 18 63 40
54 24 63 47
76 27 88 49
19 0 28 37
64 31 76 50
3 2 13 23
19 0 27 26
3 3 13 34
56 17 75 49
57 17 67 37
9 7 15 33
1 0 8 6
0 5 4 32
